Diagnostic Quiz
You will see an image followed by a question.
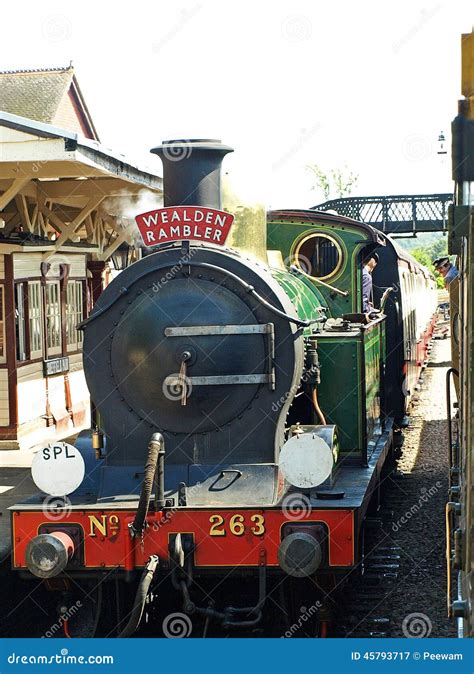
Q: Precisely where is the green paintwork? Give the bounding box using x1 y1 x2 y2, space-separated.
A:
364 322 382 442
267 216 373 318
316 325 385 454
267 213 387 454
272 268 329 334
316 334 363 452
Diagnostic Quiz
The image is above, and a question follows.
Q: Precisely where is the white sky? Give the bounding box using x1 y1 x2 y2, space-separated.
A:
2 1 472 208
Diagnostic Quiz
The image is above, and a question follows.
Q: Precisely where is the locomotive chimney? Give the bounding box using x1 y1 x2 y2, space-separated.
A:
151 139 233 208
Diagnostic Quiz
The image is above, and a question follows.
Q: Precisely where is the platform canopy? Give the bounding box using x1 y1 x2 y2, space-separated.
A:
0 110 162 261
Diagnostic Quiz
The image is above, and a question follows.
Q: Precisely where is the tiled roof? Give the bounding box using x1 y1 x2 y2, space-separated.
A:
0 66 73 123
0 66 99 140
0 66 73 74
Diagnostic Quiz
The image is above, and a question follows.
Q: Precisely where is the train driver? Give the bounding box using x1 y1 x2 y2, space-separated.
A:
433 256 459 288
362 251 379 314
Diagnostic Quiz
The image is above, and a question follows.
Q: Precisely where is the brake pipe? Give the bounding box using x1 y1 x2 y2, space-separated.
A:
117 555 160 638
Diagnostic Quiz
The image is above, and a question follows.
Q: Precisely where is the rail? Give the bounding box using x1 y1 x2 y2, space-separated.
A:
313 193 453 235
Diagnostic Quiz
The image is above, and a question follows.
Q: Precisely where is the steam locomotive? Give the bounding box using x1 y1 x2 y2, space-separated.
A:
10 140 438 637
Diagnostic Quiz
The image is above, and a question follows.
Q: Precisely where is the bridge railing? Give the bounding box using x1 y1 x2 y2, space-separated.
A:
313 193 453 234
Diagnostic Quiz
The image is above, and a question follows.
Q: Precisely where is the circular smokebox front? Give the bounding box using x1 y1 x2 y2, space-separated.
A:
110 276 266 434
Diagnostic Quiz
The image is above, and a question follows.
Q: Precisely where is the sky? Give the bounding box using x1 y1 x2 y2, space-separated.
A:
1 1 472 208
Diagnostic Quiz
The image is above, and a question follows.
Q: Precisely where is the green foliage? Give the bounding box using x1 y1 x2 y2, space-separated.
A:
395 232 444 252
410 248 432 268
307 164 359 201
429 236 449 259
405 235 449 288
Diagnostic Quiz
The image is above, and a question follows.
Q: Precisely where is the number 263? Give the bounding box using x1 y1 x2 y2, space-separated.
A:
209 514 265 537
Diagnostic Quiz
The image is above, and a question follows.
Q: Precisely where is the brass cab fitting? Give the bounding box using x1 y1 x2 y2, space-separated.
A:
291 422 304 437
92 428 104 459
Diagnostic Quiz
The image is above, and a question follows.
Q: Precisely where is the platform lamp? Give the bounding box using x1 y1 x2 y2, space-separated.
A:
110 241 132 271
437 131 447 155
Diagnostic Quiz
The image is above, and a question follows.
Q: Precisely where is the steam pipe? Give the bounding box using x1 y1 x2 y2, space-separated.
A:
117 555 159 637
129 433 165 539
306 337 327 425
154 437 166 510
312 388 327 426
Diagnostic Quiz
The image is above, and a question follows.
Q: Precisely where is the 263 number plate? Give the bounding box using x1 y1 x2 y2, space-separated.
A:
209 514 265 537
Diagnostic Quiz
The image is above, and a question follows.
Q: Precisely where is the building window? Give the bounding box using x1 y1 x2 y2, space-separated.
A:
15 284 27 362
0 286 5 363
29 281 43 359
66 281 84 351
45 282 61 356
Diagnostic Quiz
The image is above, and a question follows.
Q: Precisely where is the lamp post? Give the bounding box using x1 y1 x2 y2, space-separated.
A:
437 131 447 155
111 242 132 271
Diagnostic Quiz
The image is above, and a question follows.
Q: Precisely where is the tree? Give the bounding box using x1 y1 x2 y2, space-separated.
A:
429 236 448 260
410 245 447 289
410 248 432 268
307 164 359 202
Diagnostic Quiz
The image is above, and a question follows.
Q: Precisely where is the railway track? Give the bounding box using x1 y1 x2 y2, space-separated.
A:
335 331 456 638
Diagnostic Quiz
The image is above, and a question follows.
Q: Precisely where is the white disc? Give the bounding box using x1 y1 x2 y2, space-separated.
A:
279 434 334 488
31 442 85 496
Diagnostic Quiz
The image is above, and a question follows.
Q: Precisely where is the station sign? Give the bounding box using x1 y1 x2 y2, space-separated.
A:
135 206 234 247
43 356 69 377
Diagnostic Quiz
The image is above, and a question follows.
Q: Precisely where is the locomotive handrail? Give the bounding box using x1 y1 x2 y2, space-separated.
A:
445 500 461 618
446 367 459 490
78 261 321 330
380 285 396 311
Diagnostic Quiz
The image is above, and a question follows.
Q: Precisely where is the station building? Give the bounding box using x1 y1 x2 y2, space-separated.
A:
0 66 162 448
